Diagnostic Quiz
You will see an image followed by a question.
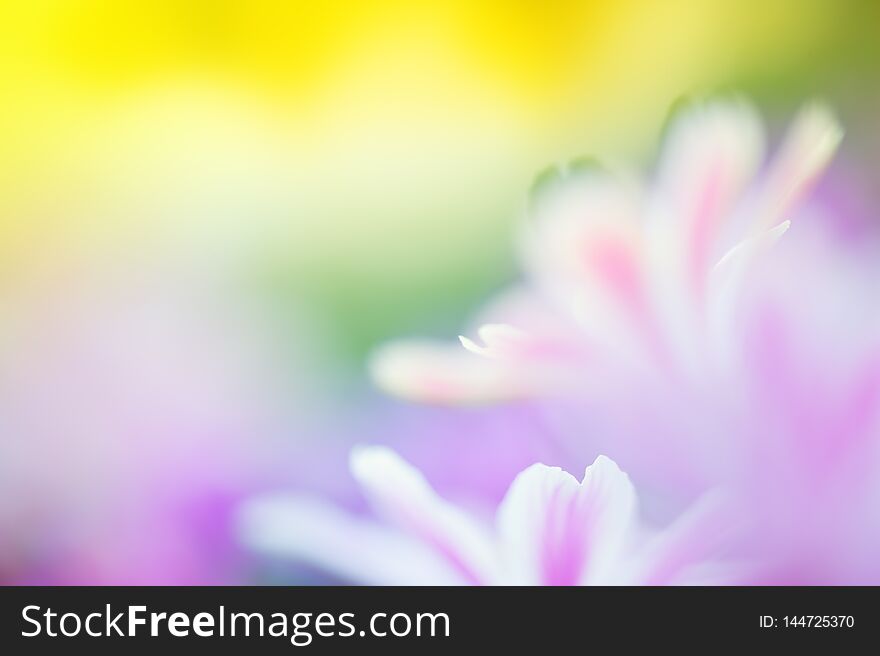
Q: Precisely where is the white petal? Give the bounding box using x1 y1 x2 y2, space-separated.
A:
656 100 764 215
754 101 842 231
709 219 791 314
521 170 643 295
712 220 791 277
459 323 533 359
707 220 791 369
653 99 765 296
238 495 467 585
350 446 497 584
495 455 638 585
368 339 526 404
522 171 658 364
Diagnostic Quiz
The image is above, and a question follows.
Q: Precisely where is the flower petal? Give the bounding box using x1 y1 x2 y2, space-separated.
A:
633 492 746 585
238 495 467 585
754 101 842 232
522 171 660 365
459 323 531 359
654 99 765 297
458 323 576 365
350 446 497 584
369 339 526 404
495 455 637 585
706 220 792 368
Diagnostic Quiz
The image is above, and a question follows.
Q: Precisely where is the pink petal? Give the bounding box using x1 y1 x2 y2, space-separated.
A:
655 99 764 300
495 455 637 585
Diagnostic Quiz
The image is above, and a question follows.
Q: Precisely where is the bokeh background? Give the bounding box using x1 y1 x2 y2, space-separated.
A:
1 0 879 583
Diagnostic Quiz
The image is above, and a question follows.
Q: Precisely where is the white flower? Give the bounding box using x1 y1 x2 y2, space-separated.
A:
239 447 733 585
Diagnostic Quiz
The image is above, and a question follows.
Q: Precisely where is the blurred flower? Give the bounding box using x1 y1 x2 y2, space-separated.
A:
363 98 880 583
370 99 842 403
241 446 732 585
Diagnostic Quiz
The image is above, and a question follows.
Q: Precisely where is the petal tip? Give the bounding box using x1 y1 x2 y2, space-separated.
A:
349 444 399 482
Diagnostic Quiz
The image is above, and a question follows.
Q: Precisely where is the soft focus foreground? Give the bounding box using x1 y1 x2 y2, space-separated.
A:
2 2 880 584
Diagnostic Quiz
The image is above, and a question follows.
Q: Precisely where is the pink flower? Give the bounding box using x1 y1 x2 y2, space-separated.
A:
369 100 842 404
361 98 880 583
240 447 733 585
